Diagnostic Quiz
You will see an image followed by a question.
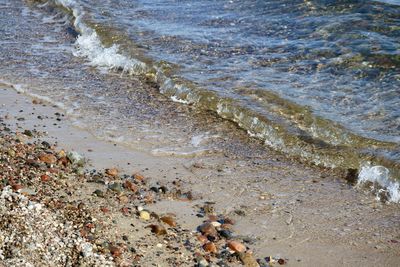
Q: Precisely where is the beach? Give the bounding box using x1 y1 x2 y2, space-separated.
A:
1 85 399 266
1 0 400 266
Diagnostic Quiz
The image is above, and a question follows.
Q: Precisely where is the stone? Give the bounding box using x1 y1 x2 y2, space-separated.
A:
109 245 122 258
40 174 50 182
147 224 167 235
160 215 176 227
211 221 221 228
106 168 119 177
198 222 218 237
197 235 208 244
39 153 57 164
227 240 246 253
139 211 151 220
203 242 218 254
133 173 145 182
238 252 259 267
108 183 123 193
23 129 33 137
66 151 85 166
124 180 137 192
93 189 104 197
218 229 233 239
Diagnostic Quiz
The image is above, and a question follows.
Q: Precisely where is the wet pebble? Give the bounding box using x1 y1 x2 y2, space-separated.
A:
227 240 246 253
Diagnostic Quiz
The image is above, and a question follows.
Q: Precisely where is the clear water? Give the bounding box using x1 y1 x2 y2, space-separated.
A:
1 0 400 193
82 0 400 143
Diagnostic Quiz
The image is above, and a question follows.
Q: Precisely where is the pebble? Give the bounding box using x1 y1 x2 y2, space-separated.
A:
198 223 218 237
203 242 218 254
66 151 85 166
211 221 221 228
160 215 177 227
39 153 57 164
105 168 119 177
109 245 122 258
124 180 137 192
133 173 145 182
227 240 246 253
139 211 151 220
93 189 104 198
238 252 259 267
40 174 50 182
108 183 123 193
147 224 167 235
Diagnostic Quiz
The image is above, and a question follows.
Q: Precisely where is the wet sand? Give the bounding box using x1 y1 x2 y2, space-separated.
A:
1 86 399 266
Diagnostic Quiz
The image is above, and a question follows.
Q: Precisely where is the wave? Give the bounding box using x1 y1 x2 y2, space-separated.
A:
30 0 400 202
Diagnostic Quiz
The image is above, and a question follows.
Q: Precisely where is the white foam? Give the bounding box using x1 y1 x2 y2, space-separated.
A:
171 95 190 104
53 0 147 74
358 163 400 203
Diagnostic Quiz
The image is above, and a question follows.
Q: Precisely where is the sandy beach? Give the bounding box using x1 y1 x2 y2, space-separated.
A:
1 84 399 267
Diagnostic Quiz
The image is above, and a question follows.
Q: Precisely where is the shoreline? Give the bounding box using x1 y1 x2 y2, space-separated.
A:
1 86 400 266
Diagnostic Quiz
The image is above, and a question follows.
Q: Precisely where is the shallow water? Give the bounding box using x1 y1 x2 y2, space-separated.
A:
0 0 400 200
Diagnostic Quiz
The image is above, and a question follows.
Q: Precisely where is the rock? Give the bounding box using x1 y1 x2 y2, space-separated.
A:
124 180 137 192
118 195 129 204
344 168 358 184
218 229 233 239
39 153 57 164
108 183 123 193
40 174 50 182
106 168 119 177
139 211 151 220
12 184 23 191
227 240 246 253
198 222 218 237
109 245 122 258
160 216 176 227
23 129 33 137
277 258 286 265
93 189 104 198
66 151 85 166
238 252 259 267
100 207 110 213
133 173 145 182
197 235 208 244
147 224 167 235
203 242 218 254
211 221 221 228
197 258 209 267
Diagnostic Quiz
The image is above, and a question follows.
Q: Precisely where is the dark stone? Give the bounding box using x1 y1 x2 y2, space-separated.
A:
344 168 359 185
66 26 79 39
218 230 233 239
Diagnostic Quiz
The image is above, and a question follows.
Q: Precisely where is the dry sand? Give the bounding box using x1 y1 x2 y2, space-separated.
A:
0 85 399 266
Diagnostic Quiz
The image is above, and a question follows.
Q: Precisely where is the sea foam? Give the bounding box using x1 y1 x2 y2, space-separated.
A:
358 163 400 203
54 0 147 74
